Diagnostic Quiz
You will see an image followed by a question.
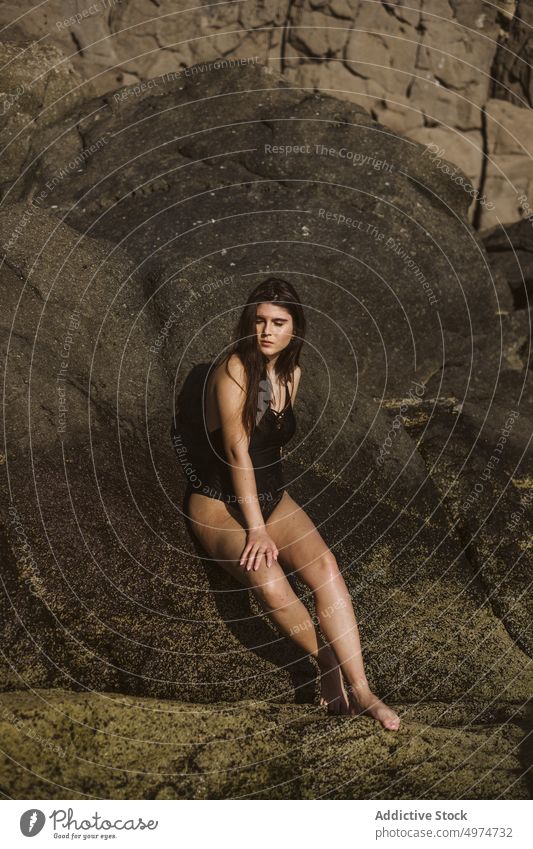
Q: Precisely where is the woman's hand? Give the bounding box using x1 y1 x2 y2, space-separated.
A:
240 527 279 571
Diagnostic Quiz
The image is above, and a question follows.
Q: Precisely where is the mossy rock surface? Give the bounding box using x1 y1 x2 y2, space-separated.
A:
0 689 531 799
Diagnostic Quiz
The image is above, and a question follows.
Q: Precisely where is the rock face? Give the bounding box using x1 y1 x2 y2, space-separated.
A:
1 1 532 228
5 60 512 388
0 41 92 194
481 98 533 229
0 50 532 798
0 689 531 799
483 218 533 310
493 0 533 107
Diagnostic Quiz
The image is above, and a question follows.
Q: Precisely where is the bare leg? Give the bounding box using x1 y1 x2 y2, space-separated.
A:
265 493 401 731
186 492 348 714
310 567 400 730
249 565 349 715
262 572 397 727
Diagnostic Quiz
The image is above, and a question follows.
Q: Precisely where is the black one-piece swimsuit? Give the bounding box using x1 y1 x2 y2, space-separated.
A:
183 378 297 522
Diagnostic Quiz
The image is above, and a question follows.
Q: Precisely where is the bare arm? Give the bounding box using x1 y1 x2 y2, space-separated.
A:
214 357 265 532
291 365 302 406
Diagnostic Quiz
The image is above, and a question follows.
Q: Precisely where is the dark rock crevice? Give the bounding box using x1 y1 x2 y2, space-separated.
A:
472 103 489 230
452 511 532 658
280 0 296 74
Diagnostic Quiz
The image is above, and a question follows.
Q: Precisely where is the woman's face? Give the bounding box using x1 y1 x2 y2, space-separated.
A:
255 302 294 356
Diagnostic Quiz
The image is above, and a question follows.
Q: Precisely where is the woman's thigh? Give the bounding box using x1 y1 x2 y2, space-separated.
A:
265 492 337 588
186 491 291 596
187 492 247 576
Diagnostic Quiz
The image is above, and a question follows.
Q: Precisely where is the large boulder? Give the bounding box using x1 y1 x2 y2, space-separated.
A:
483 218 533 309
14 60 512 391
0 41 92 196
0 3 530 225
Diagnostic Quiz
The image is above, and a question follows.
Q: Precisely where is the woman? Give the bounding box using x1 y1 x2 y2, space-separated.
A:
183 278 400 730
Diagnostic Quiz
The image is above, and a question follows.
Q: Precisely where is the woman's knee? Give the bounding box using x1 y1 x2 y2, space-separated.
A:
250 566 296 612
300 550 342 588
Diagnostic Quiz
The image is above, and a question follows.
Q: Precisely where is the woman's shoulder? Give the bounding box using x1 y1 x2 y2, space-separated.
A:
226 352 245 374
212 353 246 392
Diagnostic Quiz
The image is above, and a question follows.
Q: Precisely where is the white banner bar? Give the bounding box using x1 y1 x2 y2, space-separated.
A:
2 799 531 848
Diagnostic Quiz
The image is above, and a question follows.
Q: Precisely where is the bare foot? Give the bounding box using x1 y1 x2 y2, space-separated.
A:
317 652 349 715
347 685 401 731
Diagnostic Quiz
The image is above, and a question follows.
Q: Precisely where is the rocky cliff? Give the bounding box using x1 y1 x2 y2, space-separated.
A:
1 1 533 229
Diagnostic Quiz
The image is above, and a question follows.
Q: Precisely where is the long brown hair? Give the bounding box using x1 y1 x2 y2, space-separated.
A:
213 278 306 437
